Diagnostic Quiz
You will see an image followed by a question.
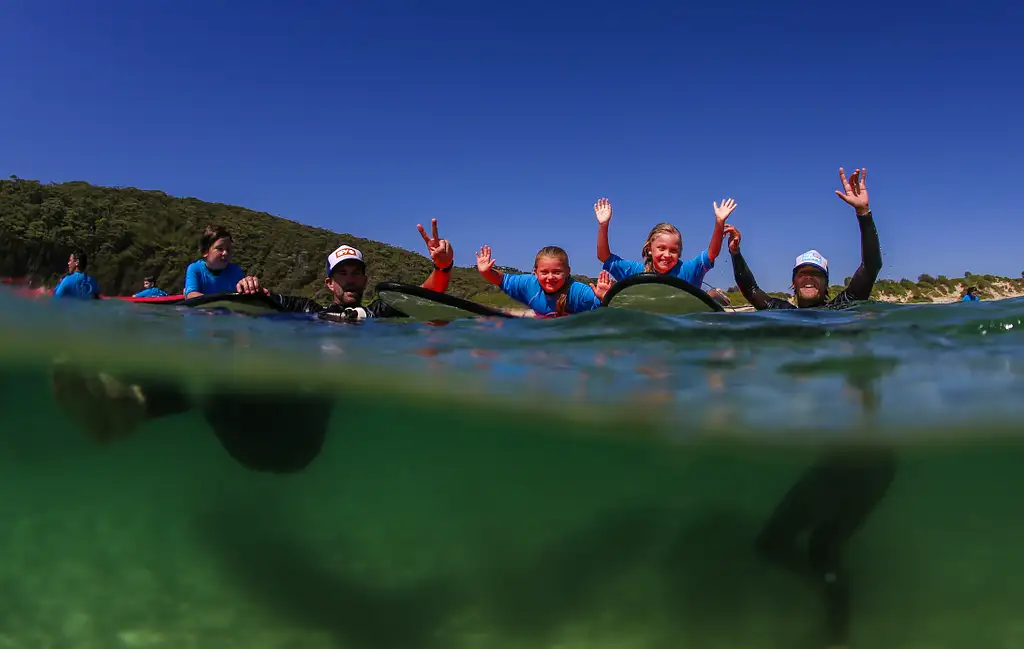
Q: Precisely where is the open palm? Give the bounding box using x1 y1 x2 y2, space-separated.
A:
590 270 615 301
594 198 612 224
476 245 496 273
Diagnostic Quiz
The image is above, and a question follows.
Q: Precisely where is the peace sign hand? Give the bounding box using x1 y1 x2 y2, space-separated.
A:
834 167 870 215
418 218 454 268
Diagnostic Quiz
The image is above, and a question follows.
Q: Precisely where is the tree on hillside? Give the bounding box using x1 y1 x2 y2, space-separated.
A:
918 274 935 284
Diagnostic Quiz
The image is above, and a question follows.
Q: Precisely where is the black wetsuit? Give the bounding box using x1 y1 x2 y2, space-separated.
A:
756 449 896 647
731 212 891 645
270 294 408 319
732 211 882 310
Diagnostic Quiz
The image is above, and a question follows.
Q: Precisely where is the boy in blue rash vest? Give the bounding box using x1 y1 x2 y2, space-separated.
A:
133 276 168 298
184 224 264 298
475 244 613 317
961 286 980 302
53 250 101 299
593 197 737 288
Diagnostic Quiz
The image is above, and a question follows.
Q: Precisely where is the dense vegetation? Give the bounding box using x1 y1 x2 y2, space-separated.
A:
0 176 528 306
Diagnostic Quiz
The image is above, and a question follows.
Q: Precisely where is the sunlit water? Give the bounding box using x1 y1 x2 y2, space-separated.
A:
2 287 1023 649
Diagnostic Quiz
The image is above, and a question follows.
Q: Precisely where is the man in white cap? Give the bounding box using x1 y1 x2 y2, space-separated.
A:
273 218 455 319
726 167 882 310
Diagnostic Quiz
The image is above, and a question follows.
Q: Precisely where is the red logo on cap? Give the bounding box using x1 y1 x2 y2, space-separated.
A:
334 247 358 259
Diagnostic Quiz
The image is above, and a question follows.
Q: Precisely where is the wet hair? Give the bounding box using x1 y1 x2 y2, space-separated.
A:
965 286 977 296
199 224 232 255
534 246 573 316
70 249 88 271
641 223 682 273
143 275 156 285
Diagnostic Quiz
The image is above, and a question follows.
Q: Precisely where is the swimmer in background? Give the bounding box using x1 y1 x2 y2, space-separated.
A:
53 250 101 299
961 286 980 302
133 276 168 298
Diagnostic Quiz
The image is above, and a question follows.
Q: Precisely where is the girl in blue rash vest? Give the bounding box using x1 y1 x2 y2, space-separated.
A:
476 245 613 317
184 224 264 297
593 197 737 288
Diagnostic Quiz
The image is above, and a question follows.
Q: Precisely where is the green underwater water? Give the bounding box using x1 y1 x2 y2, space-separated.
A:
3 289 1024 648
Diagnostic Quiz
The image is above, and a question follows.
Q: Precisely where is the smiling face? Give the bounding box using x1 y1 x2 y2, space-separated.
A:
67 253 79 274
204 237 233 270
326 261 368 306
534 255 569 293
648 233 681 274
793 265 828 305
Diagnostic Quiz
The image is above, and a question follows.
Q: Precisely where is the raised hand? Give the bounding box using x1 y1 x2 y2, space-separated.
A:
714 198 737 223
418 218 454 268
475 245 496 274
835 167 870 215
594 197 612 225
590 270 615 301
724 224 741 254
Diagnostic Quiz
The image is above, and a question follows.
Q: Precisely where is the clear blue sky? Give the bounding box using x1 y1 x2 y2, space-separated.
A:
2 0 1021 290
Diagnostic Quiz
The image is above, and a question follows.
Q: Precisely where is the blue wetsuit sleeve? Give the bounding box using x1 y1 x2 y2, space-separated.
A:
53 276 67 296
569 282 602 312
601 254 645 281
680 249 714 286
184 262 202 295
499 273 537 307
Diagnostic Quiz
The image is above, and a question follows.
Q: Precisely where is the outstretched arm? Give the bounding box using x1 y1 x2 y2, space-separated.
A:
476 245 503 287
594 198 613 263
707 198 737 263
726 225 791 310
834 168 882 301
417 219 454 293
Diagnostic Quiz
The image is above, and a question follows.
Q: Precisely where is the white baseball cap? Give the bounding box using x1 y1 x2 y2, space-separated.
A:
793 249 828 277
326 244 365 276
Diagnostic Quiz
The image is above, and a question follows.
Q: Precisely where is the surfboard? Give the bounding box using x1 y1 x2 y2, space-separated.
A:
601 274 725 315
110 292 285 315
108 295 187 304
374 282 515 321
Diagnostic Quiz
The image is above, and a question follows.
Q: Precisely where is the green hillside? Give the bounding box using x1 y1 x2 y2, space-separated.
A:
0 176 526 306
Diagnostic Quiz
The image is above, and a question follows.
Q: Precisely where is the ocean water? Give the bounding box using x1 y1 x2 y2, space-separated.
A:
2 287 1024 649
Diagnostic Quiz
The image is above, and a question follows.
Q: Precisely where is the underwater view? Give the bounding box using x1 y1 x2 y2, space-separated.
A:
2 287 1024 649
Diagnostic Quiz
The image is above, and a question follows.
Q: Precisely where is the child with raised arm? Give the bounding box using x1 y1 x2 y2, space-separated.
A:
593 197 736 288
476 245 613 317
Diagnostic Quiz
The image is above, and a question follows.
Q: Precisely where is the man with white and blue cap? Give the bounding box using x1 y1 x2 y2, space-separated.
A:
722 167 891 649
727 167 882 310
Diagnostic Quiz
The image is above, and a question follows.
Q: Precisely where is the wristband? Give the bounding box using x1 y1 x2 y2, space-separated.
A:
434 262 454 273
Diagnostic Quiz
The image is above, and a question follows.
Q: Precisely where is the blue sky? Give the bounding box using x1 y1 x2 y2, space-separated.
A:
2 0 1021 290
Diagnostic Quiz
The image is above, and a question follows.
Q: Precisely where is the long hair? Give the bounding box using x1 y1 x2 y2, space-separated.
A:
534 246 573 316
641 223 682 273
